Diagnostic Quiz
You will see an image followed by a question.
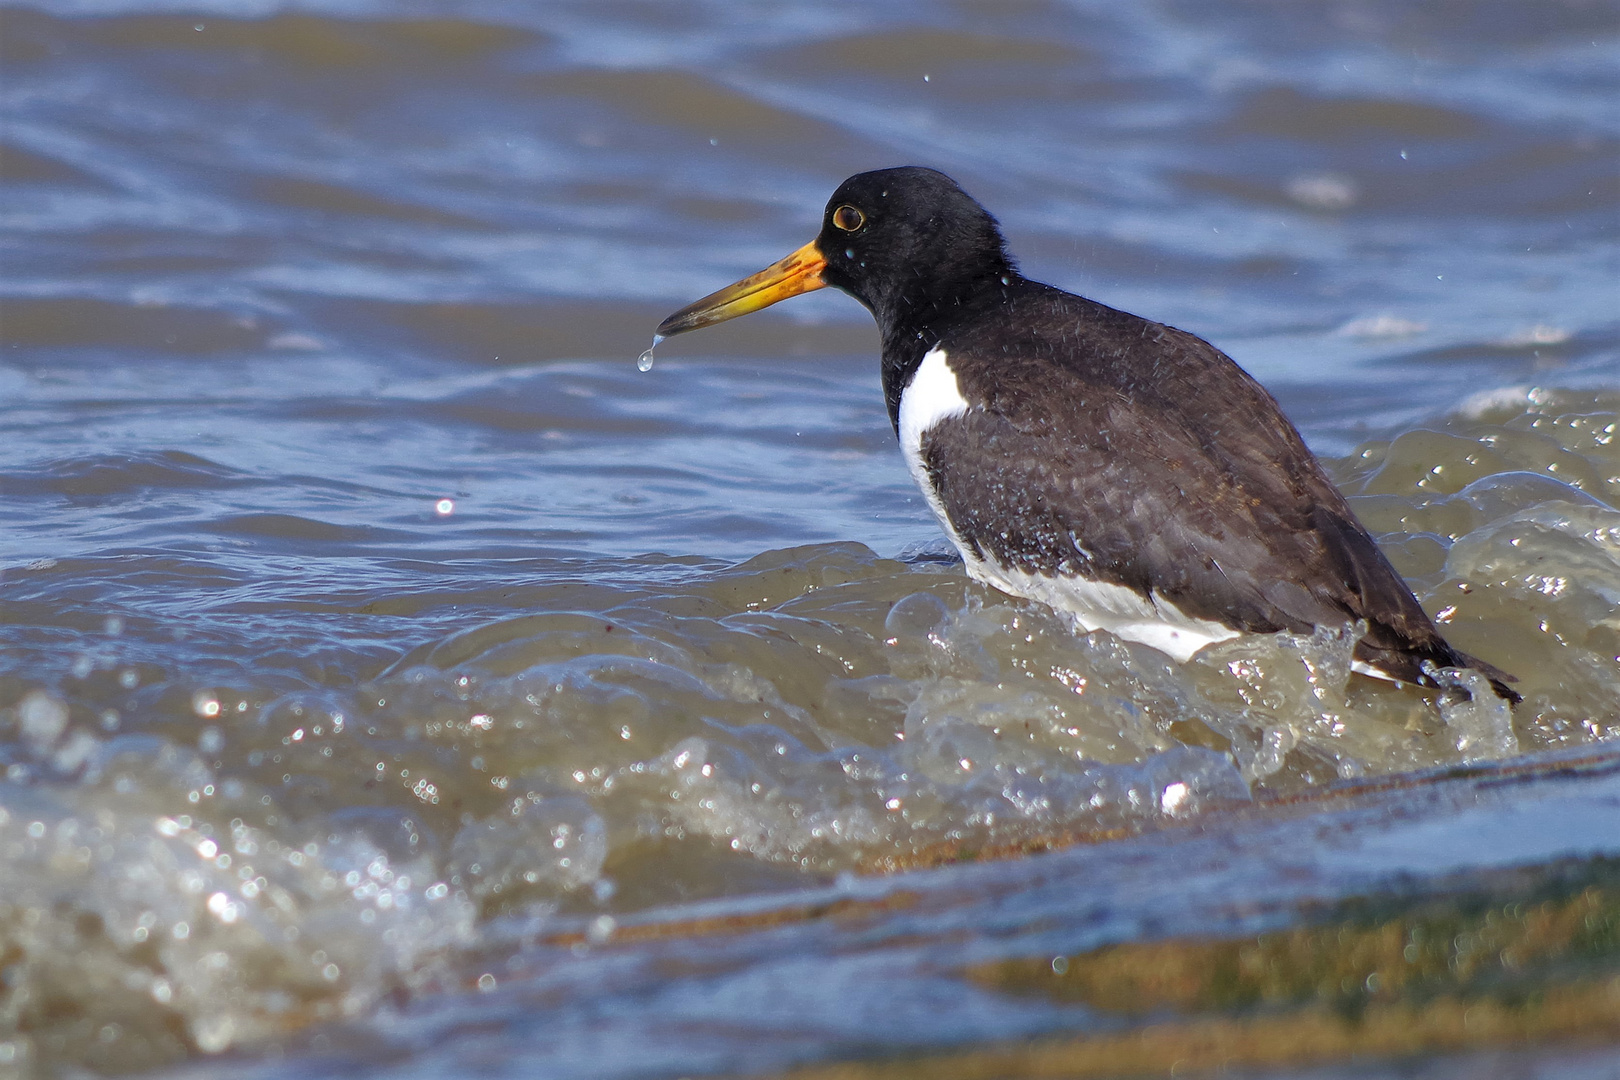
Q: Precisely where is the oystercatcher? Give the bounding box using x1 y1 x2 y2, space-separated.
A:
656 167 1518 702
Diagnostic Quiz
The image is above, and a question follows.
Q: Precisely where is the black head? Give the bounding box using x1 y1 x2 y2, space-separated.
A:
816 167 1016 331
656 167 1017 342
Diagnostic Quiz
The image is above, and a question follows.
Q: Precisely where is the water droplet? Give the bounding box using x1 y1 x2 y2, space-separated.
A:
637 334 663 372
435 498 455 516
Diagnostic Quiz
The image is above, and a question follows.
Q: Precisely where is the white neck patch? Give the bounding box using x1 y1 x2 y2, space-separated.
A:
898 347 970 454
897 347 971 543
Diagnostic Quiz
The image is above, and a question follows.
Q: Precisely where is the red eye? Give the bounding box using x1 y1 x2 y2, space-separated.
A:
832 204 865 231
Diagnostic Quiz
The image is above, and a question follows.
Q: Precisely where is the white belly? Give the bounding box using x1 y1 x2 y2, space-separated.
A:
896 346 1240 664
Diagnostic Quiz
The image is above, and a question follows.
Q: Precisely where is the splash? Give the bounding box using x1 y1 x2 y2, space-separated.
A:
3 388 1617 1074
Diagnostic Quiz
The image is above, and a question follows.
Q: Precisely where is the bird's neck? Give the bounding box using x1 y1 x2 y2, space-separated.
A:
874 270 1022 431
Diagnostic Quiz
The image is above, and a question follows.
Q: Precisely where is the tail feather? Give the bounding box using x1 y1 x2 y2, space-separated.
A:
1352 639 1521 705
1304 508 1521 705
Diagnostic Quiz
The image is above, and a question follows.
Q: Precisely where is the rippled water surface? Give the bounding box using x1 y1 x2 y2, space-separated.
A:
2 1 1617 1076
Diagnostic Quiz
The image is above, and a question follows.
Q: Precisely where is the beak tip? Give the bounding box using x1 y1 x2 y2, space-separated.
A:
655 310 702 338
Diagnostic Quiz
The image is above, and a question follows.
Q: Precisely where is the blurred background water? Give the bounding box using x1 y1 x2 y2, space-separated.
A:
1 1 1617 1077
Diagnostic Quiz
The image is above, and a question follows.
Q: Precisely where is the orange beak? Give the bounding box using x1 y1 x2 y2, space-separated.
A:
656 241 828 337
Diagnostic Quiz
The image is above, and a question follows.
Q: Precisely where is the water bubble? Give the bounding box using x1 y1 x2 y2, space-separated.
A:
434 498 455 516
477 973 497 992
19 691 68 749
884 591 950 643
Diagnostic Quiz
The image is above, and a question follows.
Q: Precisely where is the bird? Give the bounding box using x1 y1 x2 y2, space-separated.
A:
655 166 1518 703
